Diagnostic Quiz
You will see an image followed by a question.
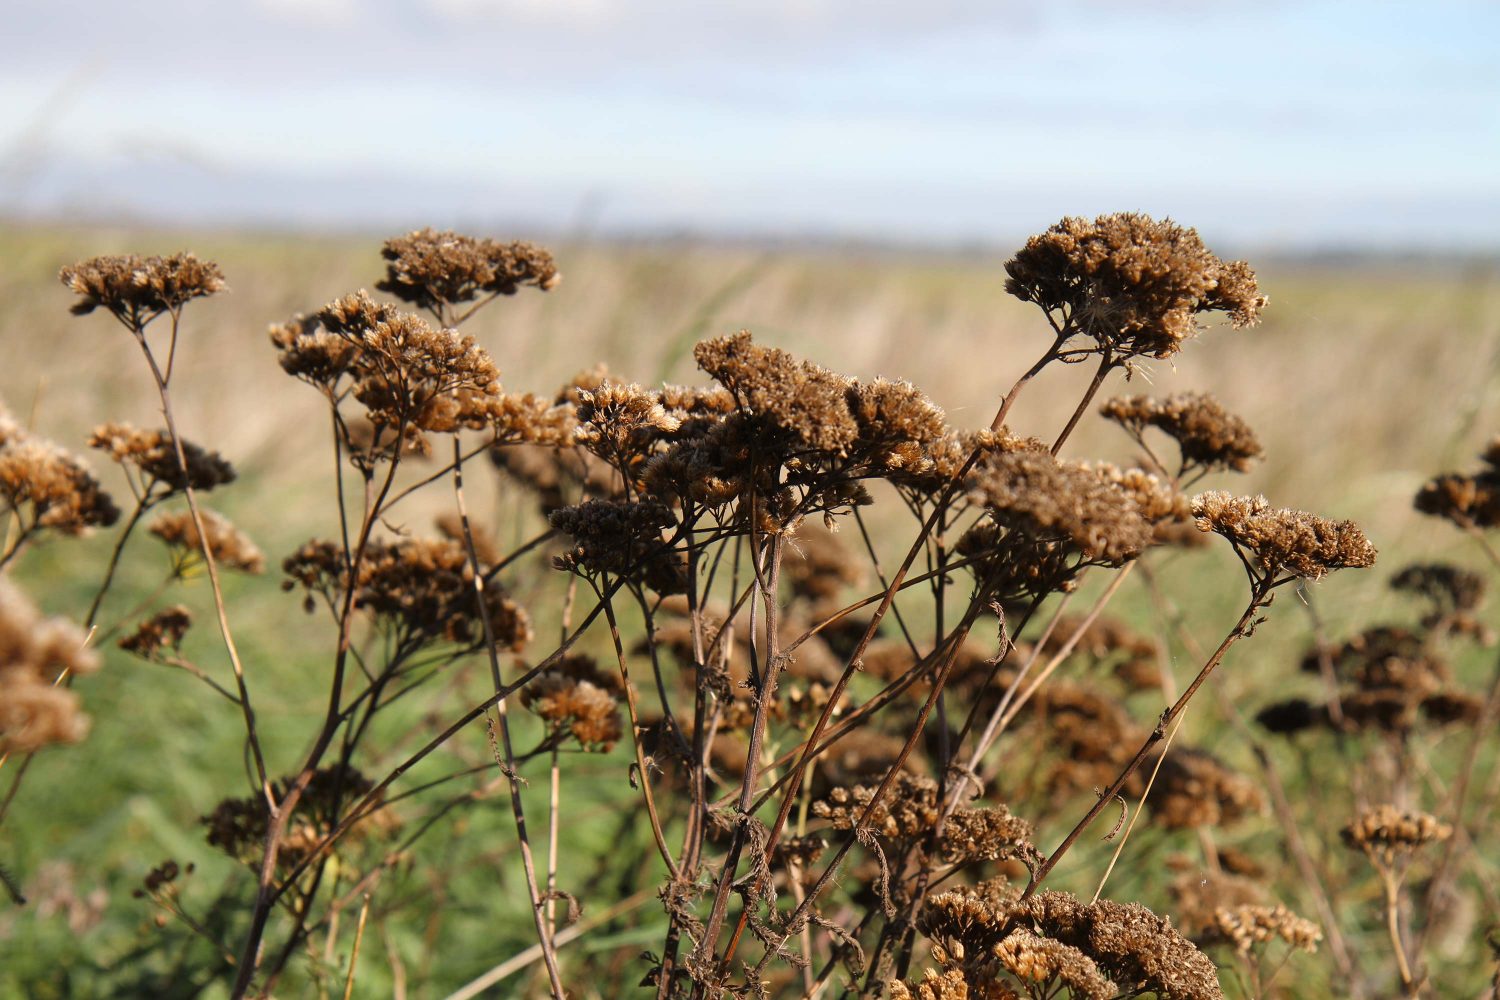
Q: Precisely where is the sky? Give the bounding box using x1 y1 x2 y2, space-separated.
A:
2 0 1497 251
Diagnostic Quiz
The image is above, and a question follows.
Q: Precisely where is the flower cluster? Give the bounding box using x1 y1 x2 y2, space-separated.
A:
1191 491 1377 583
149 510 265 574
1100 393 1263 476
0 579 101 753
89 422 236 495
1004 213 1264 360
60 253 226 324
377 228 559 313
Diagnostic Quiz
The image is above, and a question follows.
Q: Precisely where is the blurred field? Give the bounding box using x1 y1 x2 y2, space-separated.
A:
2 223 1499 996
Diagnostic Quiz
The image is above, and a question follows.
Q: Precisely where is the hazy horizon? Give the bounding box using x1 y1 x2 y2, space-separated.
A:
4 1 1497 252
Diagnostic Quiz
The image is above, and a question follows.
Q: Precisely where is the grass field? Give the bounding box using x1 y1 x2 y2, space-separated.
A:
2 223 1498 998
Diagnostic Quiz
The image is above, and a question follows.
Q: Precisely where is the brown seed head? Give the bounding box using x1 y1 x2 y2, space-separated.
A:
0 578 100 752
1004 213 1264 360
89 422 236 494
694 331 859 457
377 229 559 311
149 510 264 573
118 605 193 660
1191 491 1376 582
1341 804 1452 866
0 437 120 535
60 253 225 322
1100 393 1263 474
971 451 1154 565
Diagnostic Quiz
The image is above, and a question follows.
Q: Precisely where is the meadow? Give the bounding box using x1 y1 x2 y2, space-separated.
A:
0 219 1497 999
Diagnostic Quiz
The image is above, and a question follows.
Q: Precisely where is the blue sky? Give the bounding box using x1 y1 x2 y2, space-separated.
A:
2 0 1496 249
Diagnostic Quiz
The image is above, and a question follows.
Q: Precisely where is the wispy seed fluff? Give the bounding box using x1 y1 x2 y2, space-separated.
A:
1191 491 1376 581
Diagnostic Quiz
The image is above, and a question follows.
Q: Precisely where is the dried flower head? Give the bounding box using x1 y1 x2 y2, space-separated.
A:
0 578 101 752
549 498 685 595
118 606 193 660
1415 438 1500 529
0 436 120 539
60 253 225 324
574 381 681 470
149 510 264 574
377 229 559 312
1191 491 1376 582
89 422 236 494
1391 562 1486 624
1005 213 1264 360
203 765 391 870
1205 904 1322 955
918 888 1223 1000
971 451 1153 565
283 536 531 651
813 773 940 841
940 805 1038 867
694 331 859 456
992 928 1119 1000
1341 804 1452 866
1100 393 1263 475
520 655 623 751
316 291 504 437
1132 747 1264 830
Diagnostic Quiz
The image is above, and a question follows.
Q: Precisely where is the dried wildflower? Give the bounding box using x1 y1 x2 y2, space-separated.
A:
377 229 559 312
1132 747 1264 830
887 968 982 1000
550 498 684 594
203 765 391 870
971 451 1153 565
1101 393 1263 475
1415 438 1500 529
1254 697 1326 735
149 510 264 573
60 253 225 323
1191 491 1376 582
1341 804 1452 866
1205 904 1322 955
88 422 236 494
1005 213 1263 360
520 654 623 751
813 773 940 841
317 291 504 436
918 888 1222 1000
1392 562 1487 637
283 536 531 651
694 331 859 456
0 437 119 537
992 928 1118 1000
1090 462 1200 549
1170 870 1268 938
574 381 681 470
0 578 100 753
940 805 1037 866
118 606 192 660
846 377 950 475
269 312 357 390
